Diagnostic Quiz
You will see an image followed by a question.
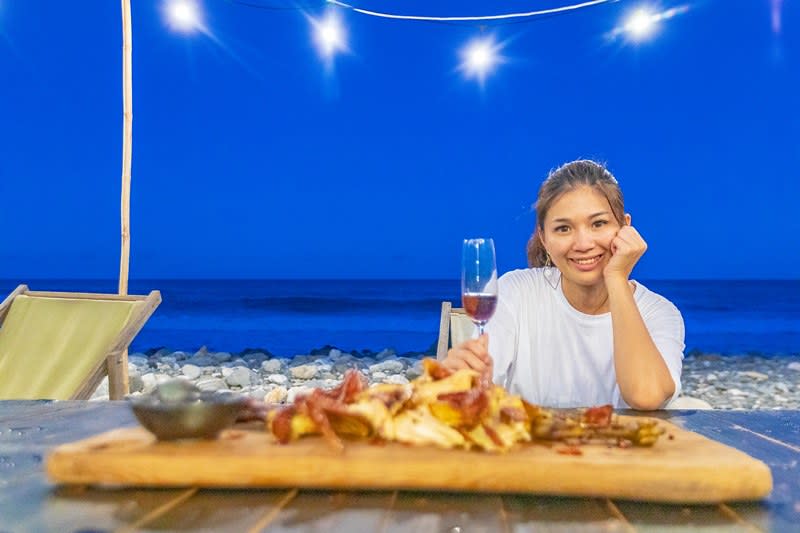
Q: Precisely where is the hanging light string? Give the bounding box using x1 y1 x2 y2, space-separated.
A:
325 0 617 23
170 0 675 81
222 0 328 11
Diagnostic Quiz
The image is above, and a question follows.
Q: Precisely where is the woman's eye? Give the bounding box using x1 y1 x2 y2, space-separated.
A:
593 220 608 228
554 226 569 233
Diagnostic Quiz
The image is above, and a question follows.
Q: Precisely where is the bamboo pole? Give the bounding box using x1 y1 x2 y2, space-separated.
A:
119 0 132 297
111 0 134 399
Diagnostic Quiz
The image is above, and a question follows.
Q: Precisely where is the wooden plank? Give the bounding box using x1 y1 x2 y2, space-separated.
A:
24 290 148 301
651 410 800 445
104 289 162 400
0 401 176 532
0 401 133 430
660 410 800 532
132 489 297 532
436 301 452 360
0 399 61 422
720 502 774 533
46 416 772 502
0 284 27 324
503 495 627 532
71 359 110 401
704 410 800 448
382 491 507 533
612 501 751 532
1 402 136 494
258 490 394 532
665 411 799 481
0 484 195 533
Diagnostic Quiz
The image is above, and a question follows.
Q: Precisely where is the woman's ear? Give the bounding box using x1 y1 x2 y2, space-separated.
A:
624 213 632 226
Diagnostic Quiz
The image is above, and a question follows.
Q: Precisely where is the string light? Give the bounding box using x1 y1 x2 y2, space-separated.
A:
165 1 691 81
459 36 504 84
227 1 623 79
625 8 656 39
608 5 690 42
310 9 348 62
771 0 783 35
164 0 203 33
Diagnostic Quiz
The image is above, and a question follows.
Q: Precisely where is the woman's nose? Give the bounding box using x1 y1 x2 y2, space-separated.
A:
573 228 595 250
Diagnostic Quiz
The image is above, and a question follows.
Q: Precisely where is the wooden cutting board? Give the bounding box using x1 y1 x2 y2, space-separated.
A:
46 416 772 503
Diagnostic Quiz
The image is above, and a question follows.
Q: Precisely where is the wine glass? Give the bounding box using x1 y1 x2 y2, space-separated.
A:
461 238 498 335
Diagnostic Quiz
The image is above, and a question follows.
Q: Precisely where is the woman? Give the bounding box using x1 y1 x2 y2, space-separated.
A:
443 160 684 410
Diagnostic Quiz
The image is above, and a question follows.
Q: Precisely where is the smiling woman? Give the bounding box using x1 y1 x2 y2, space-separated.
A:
443 160 685 411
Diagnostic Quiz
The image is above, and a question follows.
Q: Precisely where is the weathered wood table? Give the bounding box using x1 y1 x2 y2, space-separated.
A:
1 401 798 532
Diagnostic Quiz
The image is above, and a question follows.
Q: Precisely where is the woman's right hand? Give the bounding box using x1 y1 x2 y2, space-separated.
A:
442 334 493 377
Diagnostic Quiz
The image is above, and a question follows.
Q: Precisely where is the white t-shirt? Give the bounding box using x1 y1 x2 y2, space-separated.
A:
486 268 685 408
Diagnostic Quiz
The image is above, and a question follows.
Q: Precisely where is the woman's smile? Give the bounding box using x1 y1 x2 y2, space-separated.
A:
569 253 604 271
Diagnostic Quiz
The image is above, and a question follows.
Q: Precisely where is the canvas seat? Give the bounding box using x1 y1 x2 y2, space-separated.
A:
435 301 711 410
0 284 160 400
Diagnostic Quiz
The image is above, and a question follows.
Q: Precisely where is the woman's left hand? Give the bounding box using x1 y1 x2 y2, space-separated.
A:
604 218 647 281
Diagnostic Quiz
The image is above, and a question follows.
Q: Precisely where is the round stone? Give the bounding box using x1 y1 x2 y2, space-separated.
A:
213 352 233 363
268 374 288 385
196 378 228 392
225 366 253 388
129 374 144 393
369 360 405 374
129 355 149 367
262 359 282 373
181 364 201 380
290 364 318 380
376 349 395 359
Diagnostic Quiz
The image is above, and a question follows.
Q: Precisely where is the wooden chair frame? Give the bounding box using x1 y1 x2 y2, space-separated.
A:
0 284 161 400
436 301 470 361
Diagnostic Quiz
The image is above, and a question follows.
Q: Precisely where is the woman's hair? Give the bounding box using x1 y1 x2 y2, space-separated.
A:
527 159 626 267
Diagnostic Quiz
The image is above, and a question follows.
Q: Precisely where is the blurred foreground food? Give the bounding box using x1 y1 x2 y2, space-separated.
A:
266 358 664 453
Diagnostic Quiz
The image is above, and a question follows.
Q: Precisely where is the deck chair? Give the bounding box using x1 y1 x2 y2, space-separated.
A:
0 284 161 401
435 301 474 360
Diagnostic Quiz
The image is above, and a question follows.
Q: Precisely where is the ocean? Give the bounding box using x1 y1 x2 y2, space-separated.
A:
1 279 797 357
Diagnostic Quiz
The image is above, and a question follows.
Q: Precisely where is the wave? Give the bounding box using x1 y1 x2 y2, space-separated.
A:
240 296 448 314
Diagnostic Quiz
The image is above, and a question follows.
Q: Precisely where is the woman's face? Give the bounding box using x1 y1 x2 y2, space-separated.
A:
541 186 624 289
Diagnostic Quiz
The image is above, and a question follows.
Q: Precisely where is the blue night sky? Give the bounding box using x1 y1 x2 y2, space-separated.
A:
1 0 798 280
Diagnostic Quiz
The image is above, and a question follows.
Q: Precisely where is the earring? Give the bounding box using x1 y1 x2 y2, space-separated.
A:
542 253 560 290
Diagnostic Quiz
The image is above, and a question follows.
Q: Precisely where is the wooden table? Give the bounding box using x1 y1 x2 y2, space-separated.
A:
1 401 798 532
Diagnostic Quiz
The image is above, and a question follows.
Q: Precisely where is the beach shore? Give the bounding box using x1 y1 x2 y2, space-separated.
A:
93 348 800 410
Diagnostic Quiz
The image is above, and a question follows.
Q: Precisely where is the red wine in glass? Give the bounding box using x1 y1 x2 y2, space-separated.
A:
462 293 498 323
461 238 498 335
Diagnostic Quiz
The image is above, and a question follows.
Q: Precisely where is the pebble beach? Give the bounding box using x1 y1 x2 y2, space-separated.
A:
92 347 800 410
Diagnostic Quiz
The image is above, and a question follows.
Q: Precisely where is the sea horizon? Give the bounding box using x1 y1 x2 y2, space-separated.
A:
2 278 798 358
8 277 800 282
